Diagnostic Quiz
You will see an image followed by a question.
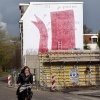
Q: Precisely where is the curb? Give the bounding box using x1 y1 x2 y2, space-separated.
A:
78 94 100 98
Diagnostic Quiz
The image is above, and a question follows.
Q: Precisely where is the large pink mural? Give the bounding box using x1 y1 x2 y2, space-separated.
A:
51 10 75 50
32 10 75 53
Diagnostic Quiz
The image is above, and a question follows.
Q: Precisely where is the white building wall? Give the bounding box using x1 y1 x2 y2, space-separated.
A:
87 44 99 50
21 2 83 55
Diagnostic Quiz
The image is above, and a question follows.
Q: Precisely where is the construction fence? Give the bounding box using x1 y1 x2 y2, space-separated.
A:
38 50 100 88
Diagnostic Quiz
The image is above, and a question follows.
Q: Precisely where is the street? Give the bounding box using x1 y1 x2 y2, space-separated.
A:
0 76 100 100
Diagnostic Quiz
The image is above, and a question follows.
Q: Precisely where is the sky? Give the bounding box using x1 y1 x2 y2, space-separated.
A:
0 0 100 36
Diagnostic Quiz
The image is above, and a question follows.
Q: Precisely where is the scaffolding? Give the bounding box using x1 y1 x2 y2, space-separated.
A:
39 50 100 88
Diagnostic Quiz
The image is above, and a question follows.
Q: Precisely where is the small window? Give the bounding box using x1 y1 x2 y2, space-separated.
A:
92 38 97 43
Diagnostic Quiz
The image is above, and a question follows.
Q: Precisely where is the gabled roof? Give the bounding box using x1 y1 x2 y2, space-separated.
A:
19 3 31 21
19 2 83 22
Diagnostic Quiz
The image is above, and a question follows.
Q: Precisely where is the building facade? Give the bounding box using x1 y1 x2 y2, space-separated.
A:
19 2 100 88
83 34 98 50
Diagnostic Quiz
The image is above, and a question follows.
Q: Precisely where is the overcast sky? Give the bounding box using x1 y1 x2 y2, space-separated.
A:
0 0 100 36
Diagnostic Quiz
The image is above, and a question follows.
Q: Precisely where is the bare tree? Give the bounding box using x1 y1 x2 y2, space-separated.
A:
83 25 92 34
0 26 9 43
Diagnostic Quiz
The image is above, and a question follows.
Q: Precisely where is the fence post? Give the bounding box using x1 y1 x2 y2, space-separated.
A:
14 73 17 86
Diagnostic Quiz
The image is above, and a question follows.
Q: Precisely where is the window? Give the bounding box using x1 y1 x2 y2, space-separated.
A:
92 38 97 43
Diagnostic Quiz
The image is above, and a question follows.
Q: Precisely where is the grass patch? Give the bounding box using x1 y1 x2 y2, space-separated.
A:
0 71 10 75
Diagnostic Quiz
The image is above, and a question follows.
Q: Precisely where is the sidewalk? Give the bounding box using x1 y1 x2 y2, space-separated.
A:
69 89 100 98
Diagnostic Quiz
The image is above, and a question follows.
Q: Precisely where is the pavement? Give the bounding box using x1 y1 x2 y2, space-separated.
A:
0 75 100 100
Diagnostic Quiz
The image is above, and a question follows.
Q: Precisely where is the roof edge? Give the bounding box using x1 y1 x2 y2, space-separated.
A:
83 34 98 35
30 2 83 4
19 3 29 6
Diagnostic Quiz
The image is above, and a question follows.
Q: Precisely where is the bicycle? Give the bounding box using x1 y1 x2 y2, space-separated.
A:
17 84 33 100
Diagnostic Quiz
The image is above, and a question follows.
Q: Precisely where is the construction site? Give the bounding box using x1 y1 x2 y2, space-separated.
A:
38 50 100 88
